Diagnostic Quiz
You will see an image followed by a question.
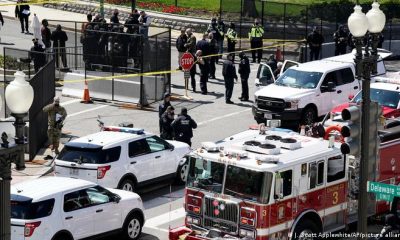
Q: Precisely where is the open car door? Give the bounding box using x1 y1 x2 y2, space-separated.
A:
280 60 300 76
255 63 275 91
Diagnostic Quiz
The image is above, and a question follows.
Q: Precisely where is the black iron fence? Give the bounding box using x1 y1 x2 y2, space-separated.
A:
1 47 55 160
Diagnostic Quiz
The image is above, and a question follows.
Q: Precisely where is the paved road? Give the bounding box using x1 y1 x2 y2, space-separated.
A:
3 17 400 240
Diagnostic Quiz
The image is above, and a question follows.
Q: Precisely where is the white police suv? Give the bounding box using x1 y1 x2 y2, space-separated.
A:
11 177 144 240
55 126 191 192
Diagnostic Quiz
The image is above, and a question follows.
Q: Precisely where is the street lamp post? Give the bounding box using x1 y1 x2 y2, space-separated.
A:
347 1 385 238
0 70 34 240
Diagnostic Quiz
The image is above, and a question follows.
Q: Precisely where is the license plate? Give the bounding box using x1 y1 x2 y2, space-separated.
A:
264 113 273 119
70 168 79 176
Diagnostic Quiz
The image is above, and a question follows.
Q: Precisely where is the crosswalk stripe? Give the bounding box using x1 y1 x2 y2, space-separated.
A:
144 207 185 231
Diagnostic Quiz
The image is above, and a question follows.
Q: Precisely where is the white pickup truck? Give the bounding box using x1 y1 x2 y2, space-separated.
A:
252 51 391 126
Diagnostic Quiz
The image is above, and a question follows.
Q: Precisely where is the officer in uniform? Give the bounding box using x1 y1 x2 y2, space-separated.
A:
222 54 238 104
172 107 197 146
160 106 175 140
159 93 172 133
226 23 237 63
43 97 67 154
238 52 250 101
248 19 264 63
333 25 348 56
307 27 324 61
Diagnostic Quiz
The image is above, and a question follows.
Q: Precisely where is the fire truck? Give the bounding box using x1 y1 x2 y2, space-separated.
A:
169 122 400 240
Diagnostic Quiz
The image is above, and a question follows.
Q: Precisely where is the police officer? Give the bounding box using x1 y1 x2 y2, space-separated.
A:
222 54 238 104
159 93 172 133
238 52 250 101
160 106 175 140
307 27 324 61
208 33 218 79
30 38 46 73
196 50 208 95
172 107 197 146
249 19 264 63
207 17 224 62
43 97 67 154
185 28 197 90
110 9 119 25
226 22 237 62
333 25 348 56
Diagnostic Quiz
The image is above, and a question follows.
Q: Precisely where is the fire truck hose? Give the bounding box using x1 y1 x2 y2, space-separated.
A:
324 125 345 143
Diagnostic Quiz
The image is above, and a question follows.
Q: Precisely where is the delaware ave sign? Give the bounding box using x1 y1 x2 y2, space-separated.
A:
367 181 400 201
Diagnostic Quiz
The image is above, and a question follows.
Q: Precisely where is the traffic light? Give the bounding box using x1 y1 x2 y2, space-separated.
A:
367 101 382 181
340 105 361 156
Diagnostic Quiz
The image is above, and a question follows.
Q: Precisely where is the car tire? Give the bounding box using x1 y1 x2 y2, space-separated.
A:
293 218 321 240
175 162 189 184
119 178 136 192
122 213 143 240
301 107 316 126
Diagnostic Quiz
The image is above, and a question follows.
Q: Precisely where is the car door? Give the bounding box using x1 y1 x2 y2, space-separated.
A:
145 136 176 177
85 185 121 235
128 139 154 183
317 72 334 115
280 60 299 76
329 70 349 107
339 67 359 100
62 190 95 239
255 63 275 91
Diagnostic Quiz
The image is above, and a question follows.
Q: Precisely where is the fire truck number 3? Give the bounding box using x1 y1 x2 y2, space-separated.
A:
332 191 339 205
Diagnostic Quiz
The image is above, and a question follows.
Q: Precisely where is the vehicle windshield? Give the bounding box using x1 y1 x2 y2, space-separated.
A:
58 146 121 164
11 196 55 219
186 156 273 203
275 69 323 89
186 157 225 193
352 88 400 109
225 165 272 203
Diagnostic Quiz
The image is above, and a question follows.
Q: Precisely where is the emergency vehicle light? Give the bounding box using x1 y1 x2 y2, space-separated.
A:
255 155 279 164
103 126 145 135
223 149 248 158
201 142 220 152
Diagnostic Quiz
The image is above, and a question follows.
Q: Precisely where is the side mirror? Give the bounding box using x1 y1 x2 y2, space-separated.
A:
169 144 175 151
112 194 121 203
321 81 336 93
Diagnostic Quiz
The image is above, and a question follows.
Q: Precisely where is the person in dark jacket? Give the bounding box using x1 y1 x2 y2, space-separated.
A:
266 54 277 72
307 27 324 61
51 24 68 69
238 52 250 101
222 54 238 104
125 9 140 34
160 106 175 140
110 9 119 25
196 50 208 94
15 0 30 34
159 92 172 133
30 38 46 73
172 107 197 146
208 32 218 79
0 12 4 42
41 19 51 49
333 25 348 56
196 33 210 57
176 29 188 70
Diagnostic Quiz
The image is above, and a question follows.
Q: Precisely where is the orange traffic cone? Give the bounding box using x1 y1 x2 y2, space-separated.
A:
81 80 93 104
275 46 283 61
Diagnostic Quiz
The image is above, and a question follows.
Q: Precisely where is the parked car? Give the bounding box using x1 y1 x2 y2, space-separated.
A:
325 76 400 127
252 51 391 126
55 126 191 192
11 177 145 240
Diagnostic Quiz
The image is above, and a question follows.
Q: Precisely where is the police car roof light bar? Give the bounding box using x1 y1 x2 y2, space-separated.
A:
103 126 145 135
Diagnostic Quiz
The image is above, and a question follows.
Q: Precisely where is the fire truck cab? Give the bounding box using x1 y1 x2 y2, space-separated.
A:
170 125 400 240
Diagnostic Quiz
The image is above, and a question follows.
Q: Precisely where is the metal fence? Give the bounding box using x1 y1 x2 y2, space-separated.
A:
2 47 55 160
218 0 400 60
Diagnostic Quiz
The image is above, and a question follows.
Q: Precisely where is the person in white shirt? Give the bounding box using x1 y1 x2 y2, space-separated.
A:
138 11 151 38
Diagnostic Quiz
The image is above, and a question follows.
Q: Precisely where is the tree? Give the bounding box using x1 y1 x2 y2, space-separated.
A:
243 0 259 18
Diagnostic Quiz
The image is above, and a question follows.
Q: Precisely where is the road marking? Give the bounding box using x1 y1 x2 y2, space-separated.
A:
198 108 251 126
60 99 81 106
66 105 108 119
144 207 185 232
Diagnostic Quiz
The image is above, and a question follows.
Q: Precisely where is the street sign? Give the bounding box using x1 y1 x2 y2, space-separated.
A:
367 181 400 201
180 52 195 71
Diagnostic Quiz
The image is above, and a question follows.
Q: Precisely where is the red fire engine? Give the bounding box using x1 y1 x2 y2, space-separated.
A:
169 122 400 240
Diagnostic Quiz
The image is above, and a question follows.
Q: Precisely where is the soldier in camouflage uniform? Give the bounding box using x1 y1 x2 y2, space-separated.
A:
43 97 67 154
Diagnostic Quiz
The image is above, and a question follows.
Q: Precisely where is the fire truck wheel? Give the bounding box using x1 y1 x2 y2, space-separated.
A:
293 219 321 240
175 162 189 184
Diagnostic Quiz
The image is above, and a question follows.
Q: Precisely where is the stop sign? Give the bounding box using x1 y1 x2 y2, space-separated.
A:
180 52 195 71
